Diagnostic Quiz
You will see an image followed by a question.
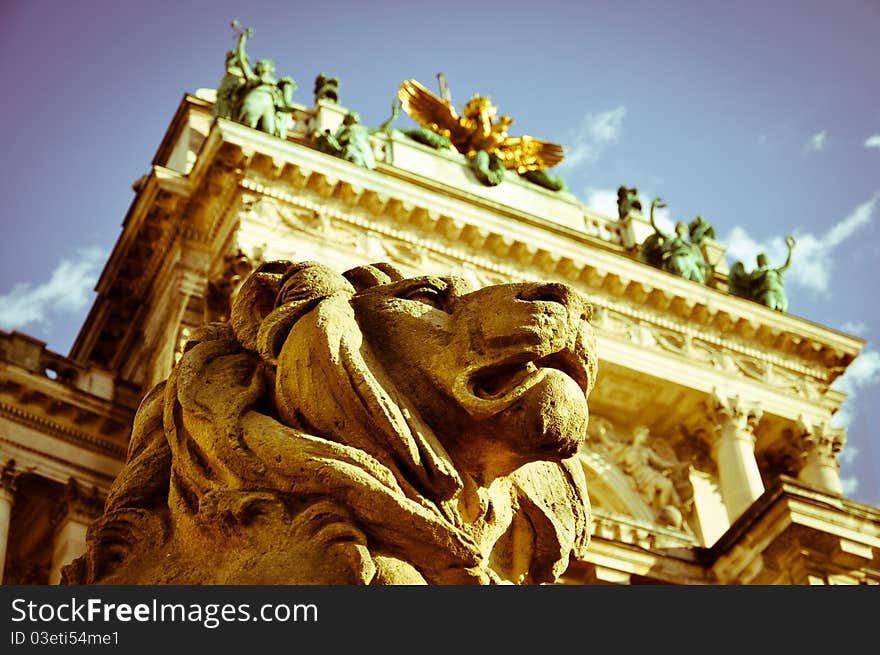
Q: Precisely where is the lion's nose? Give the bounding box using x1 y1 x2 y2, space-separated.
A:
518 283 591 320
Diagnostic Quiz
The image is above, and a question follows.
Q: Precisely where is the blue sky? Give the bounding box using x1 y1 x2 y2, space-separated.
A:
1 0 878 506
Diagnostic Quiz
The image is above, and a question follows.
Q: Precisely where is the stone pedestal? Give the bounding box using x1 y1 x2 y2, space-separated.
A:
617 211 642 250
705 392 765 522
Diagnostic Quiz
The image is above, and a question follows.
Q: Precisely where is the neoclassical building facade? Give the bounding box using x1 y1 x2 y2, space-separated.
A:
2 77 878 585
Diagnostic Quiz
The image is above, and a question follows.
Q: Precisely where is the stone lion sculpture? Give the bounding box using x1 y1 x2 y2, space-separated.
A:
64 260 597 585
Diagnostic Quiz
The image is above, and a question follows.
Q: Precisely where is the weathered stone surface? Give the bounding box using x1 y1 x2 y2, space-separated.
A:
64 261 597 585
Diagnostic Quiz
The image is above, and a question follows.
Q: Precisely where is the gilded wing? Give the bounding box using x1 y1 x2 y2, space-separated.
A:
398 79 469 150
495 135 565 173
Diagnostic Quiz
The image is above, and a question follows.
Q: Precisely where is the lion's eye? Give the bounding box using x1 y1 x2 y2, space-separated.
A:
400 285 448 312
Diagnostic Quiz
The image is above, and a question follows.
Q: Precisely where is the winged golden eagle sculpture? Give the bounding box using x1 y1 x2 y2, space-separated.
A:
397 78 564 174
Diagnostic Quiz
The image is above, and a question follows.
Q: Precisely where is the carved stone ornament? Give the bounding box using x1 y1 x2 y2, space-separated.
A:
64 261 597 585
587 419 693 529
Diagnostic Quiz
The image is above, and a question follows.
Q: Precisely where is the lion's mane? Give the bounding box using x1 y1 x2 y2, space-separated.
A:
64 261 592 585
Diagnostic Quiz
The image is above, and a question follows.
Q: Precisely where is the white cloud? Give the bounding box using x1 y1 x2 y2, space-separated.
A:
723 191 879 295
840 474 859 497
585 186 675 233
0 247 106 332
805 130 828 152
864 135 880 149
832 349 880 399
830 348 880 496
585 188 619 218
560 107 626 170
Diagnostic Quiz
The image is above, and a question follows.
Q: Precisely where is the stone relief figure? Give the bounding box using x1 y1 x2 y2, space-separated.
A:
215 21 298 139
619 427 680 508
641 198 712 284
587 420 692 529
64 261 597 585
617 186 643 220
729 236 796 312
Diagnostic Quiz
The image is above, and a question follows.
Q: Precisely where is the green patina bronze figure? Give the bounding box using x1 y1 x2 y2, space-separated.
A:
687 215 715 244
640 198 712 284
214 47 248 121
729 235 796 312
468 150 507 187
617 186 643 220
314 73 339 104
314 102 402 170
215 21 298 139
520 169 567 192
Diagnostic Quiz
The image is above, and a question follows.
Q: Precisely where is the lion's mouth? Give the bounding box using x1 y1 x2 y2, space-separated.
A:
470 350 590 401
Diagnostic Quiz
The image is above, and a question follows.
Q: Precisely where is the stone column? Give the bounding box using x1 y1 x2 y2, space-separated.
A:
797 419 845 496
49 479 104 585
0 460 17 584
704 391 765 523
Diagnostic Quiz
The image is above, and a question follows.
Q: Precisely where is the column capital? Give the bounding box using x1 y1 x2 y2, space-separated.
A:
50 478 105 531
795 417 846 495
0 459 18 500
704 390 763 429
797 417 846 461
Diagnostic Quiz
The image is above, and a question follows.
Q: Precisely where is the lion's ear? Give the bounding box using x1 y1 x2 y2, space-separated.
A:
232 261 355 357
231 261 292 352
343 262 406 292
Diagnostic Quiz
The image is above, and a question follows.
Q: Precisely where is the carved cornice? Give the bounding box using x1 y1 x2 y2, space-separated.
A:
71 165 190 369
709 477 880 583
0 350 132 440
0 401 127 459
590 305 828 401
211 142 859 389
757 524 877 584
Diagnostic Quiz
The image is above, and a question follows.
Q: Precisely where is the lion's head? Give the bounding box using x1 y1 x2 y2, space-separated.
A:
66 261 597 585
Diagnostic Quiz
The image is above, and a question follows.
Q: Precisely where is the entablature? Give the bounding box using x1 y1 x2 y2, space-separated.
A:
0 332 132 488
205 118 859 375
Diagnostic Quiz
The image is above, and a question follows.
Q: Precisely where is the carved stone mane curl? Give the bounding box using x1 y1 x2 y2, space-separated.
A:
65 261 595 585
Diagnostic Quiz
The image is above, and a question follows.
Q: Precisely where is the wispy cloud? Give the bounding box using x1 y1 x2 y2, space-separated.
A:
864 135 880 149
0 247 106 332
832 348 880 431
805 130 828 152
723 191 879 295
560 107 626 170
840 321 869 336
